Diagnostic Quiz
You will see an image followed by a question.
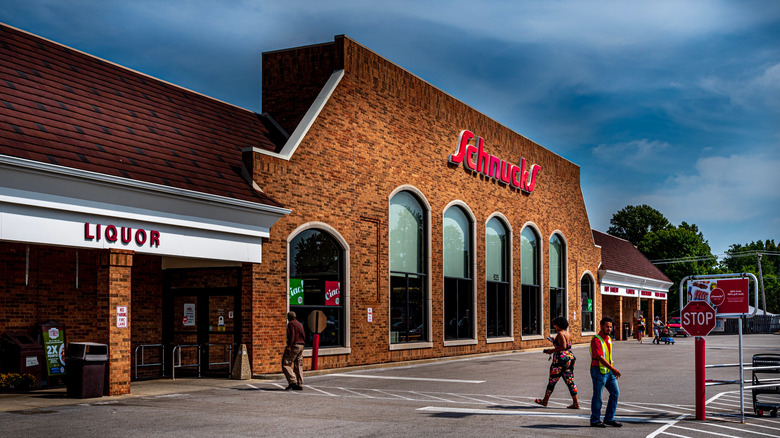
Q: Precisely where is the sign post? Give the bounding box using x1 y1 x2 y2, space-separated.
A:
680 300 717 421
680 273 759 423
307 310 327 371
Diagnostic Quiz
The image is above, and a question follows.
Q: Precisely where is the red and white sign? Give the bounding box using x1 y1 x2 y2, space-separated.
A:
686 278 749 315
325 281 340 306
681 301 717 337
448 130 541 193
116 306 128 328
367 307 373 322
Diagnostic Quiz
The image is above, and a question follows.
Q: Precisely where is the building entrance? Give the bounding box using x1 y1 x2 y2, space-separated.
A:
163 287 240 377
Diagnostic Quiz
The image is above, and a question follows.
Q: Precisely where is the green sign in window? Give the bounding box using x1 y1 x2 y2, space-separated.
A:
289 278 304 305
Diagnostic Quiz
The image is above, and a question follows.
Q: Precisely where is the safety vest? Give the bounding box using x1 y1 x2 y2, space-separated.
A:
590 334 613 374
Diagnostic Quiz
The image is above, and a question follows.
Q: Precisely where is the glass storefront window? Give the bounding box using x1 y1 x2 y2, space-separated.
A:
521 227 541 335
581 275 595 332
549 234 565 333
444 206 473 340
390 191 427 344
289 229 344 347
486 217 510 338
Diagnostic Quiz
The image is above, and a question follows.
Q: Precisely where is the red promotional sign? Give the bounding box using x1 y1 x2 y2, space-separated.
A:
681 301 717 337
709 288 726 307
325 281 340 306
713 278 749 314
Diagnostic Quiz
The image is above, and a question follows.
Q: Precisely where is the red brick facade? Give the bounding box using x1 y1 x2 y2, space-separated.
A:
247 37 602 373
0 30 608 392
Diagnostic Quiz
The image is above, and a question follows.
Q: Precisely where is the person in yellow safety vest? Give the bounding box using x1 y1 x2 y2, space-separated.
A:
589 315 622 428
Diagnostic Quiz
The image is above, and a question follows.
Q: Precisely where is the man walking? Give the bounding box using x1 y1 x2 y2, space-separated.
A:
282 311 305 390
590 315 622 427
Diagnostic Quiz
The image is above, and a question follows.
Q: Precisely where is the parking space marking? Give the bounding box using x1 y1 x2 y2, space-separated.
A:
308 386 338 397
706 422 780 437
670 424 740 438
326 373 484 384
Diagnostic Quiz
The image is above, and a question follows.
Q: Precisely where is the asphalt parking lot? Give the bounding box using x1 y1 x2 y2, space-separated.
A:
1 334 779 437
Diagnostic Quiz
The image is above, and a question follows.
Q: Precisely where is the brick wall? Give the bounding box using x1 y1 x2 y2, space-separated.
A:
250 36 602 373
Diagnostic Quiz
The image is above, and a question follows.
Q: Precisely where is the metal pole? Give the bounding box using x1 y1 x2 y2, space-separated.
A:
757 253 766 316
739 316 745 423
312 312 320 371
695 336 706 420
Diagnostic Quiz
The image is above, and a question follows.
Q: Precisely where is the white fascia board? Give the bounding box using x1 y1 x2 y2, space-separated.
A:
251 69 345 160
598 269 673 293
0 155 291 236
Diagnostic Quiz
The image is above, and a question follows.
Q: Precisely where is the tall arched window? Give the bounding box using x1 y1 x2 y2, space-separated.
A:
549 234 566 333
390 191 427 343
521 226 541 336
581 275 595 332
289 228 344 347
486 217 510 338
444 205 473 340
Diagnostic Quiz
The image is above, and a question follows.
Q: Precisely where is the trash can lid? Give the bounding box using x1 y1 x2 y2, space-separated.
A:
65 342 109 360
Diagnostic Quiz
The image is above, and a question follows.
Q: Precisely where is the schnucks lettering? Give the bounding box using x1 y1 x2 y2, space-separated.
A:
448 129 541 193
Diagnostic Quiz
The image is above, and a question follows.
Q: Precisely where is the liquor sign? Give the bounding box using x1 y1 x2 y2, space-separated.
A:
325 281 340 306
448 130 541 194
289 278 304 305
183 303 196 326
41 324 66 376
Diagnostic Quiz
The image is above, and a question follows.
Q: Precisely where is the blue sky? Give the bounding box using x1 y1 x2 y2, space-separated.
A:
2 0 778 256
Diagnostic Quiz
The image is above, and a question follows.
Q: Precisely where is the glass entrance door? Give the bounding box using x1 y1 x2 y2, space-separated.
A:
164 288 240 377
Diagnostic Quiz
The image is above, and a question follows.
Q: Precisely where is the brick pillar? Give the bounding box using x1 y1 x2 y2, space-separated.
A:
241 263 262 375
616 296 623 340
97 249 133 396
661 299 668 322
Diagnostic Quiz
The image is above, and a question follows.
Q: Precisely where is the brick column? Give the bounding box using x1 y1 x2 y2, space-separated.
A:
241 262 262 374
97 249 133 396
616 296 624 340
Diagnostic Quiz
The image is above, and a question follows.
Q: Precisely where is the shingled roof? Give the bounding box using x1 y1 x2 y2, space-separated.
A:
0 23 283 208
592 229 671 283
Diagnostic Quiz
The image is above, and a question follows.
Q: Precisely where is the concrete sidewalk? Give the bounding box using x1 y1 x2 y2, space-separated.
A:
1 346 551 413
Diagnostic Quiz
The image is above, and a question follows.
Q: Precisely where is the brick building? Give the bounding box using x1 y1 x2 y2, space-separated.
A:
1 24 630 395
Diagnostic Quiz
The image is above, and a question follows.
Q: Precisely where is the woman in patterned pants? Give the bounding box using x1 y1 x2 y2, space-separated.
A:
534 316 579 409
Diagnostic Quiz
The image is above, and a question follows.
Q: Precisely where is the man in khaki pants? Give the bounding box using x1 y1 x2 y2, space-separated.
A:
282 311 305 390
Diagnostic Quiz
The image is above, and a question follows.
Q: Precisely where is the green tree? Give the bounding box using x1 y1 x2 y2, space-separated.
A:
720 240 779 314
639 226 718 313
608 204 673 246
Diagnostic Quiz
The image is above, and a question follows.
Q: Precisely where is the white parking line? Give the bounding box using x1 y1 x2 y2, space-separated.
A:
706 422 780 437
372 389 414 400
670 424 742 438
646 414 691 438
337 387 375 398
327 373 484 383
308 386 338 397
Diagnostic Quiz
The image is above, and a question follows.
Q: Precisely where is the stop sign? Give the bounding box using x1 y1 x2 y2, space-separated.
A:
681 301 717 337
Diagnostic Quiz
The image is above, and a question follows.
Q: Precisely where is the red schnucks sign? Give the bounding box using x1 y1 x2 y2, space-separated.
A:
448 130 541 194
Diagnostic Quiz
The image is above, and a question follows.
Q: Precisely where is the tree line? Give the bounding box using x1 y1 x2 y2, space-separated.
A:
606 204 779 314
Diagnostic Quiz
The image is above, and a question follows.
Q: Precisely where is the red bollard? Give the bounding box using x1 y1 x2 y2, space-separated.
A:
695 336 706 420
312 333 320 371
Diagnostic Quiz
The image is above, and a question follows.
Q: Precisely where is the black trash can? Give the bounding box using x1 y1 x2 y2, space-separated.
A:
65 342 108 398
623 323 631 340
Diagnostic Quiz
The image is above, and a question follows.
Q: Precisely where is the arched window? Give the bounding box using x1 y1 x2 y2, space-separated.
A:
444 205 473 340
549 234 566 333
486 217 510 338
521 226 541 336
289 228 344 347
390 191 427 343
581 275 595 333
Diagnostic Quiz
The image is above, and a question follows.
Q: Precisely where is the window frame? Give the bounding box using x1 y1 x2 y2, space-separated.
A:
388 186 433 351
286 222 351 357
520 223 544 339
485 214 513 342
548 232 567 334
442 201 477 346
580 272 597 334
